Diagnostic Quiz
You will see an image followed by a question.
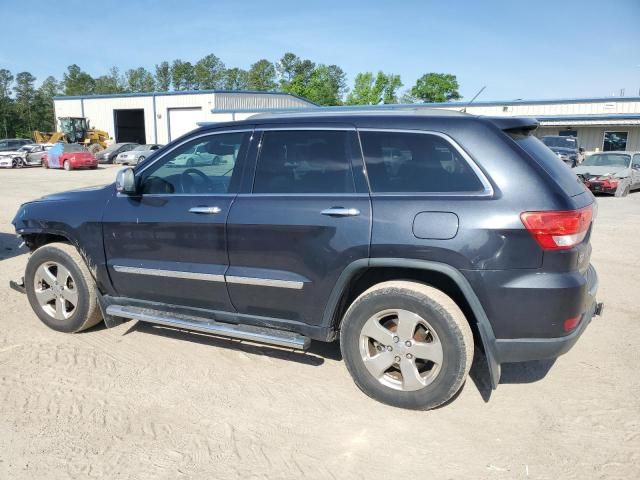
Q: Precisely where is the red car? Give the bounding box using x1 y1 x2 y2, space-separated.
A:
43 143 98 170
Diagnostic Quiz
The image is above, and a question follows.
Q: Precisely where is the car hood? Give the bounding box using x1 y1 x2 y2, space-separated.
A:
31 184 111 203
0 150 24 156
573 165 630 177
549 147 577 155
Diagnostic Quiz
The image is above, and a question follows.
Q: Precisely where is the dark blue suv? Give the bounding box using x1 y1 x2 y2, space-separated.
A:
11 110 602 409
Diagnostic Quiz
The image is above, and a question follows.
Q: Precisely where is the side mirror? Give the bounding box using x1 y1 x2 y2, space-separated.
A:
116 167 137 194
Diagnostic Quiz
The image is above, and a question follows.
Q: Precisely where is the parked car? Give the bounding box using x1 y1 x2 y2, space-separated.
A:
95 143 138 164
168 142 225 167
541 135 584 167
43 143 98 170
10 111 602 410
114 144 163 165
573 151 640 197
0 138 33 152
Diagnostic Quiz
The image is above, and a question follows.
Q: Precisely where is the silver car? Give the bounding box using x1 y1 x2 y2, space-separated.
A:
0 144 52 168
573 151 640 197
115 144 163 165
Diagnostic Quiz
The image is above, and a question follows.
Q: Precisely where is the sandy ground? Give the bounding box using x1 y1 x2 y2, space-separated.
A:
0 165 638 480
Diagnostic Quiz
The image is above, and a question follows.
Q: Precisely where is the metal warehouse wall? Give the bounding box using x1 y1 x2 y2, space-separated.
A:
536 126 640 152
214 92 313 111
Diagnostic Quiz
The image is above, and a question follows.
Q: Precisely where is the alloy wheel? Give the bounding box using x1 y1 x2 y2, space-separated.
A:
359 309 444 391
33 261 79 320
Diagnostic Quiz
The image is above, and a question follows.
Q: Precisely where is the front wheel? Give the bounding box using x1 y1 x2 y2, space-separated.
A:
340 281 474 410
63 160 71 171
24 243 102 333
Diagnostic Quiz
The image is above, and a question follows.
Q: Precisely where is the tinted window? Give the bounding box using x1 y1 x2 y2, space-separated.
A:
360 131 484 193
511 133 584 197
253 130 356 194
603 131 628 151
140 131 248 195
63 144 88 153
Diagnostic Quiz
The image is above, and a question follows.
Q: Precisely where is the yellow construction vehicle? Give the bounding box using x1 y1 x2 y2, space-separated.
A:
33 117 109 153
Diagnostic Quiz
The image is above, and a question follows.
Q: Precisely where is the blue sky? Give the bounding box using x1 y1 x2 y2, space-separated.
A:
1 0 639 100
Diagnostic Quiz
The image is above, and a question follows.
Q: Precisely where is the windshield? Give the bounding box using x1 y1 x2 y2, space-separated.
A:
542 136 577 149
133 145 149 151
582 153 630 168
64 144 89 153
103 143 129 153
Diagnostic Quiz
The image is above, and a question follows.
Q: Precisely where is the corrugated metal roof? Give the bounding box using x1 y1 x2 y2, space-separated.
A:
424 96 640 107
53 89 317 104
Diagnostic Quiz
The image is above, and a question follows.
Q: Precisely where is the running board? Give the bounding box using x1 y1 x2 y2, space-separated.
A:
106 305 310 351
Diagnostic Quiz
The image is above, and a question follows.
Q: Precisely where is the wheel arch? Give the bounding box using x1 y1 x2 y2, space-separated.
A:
322 258 501 388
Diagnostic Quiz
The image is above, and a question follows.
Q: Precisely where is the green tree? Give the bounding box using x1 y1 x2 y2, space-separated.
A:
0 69 15 137
63 64 95 96
125 67 156 93
410 73 461 103
277 53 315 96
222 68 249 90
247 59 277 91
155 61 171 91
95 67 125 94
194 54 226 90
31 76 60 132
304 64 346 105
13 72 37 135
171 60 195 91
346 71 402 105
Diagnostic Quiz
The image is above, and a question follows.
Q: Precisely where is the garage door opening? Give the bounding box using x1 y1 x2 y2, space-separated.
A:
168 107 203 141
114 109 146 144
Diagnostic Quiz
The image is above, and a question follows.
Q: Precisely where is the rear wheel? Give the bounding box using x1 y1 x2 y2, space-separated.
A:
340 281 473 410
24 243 102 333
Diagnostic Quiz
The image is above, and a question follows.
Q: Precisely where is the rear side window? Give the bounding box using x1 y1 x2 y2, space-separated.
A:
512 133 585 197
253 130 356 194
360 131 484 193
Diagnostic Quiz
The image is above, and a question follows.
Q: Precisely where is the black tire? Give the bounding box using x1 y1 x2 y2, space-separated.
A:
138 156 145 164
340 281 474 410
25 243 102 333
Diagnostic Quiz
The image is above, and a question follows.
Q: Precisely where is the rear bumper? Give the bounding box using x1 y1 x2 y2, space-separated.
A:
494 265 601 363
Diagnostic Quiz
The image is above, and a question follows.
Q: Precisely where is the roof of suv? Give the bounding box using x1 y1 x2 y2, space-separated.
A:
199 109 540 133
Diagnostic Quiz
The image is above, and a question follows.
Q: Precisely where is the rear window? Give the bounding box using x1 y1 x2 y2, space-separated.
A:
64 144 88 153
360 131 484 193
511 134 585 197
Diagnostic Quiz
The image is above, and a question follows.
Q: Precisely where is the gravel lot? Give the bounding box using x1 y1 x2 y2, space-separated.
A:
0 166 639 479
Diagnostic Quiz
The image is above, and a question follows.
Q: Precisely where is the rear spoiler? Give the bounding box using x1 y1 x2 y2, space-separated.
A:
483 116 539 135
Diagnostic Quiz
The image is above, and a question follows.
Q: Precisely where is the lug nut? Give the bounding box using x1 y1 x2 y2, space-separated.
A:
405 340 412 347
386 345 393 352
406 353 413 359
393 336 399 343
394 356 401 363
376 345 384 352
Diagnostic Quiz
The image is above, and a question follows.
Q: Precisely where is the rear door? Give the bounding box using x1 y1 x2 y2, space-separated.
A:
632 154 640 188
226 126 371 326
102 128 252 311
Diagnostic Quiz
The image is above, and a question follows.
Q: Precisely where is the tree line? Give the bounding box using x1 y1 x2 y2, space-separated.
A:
0 52 462 138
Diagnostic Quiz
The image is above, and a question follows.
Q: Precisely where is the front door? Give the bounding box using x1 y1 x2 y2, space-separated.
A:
103 129 252 311
632 154 640 188
226 127 371 327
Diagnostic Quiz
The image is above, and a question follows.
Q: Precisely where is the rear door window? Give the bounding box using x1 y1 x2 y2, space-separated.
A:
253 130 356 194
359 131 485 193
511 133 585 197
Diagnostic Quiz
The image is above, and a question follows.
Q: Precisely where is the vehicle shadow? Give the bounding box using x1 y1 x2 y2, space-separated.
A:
469 349 555 402
0 232 27 261
123 320 343 367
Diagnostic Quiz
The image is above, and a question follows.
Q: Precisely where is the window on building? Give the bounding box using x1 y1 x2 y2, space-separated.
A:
603 131 628 151
360 131 484 193
559 130 578 138
253 130 356 194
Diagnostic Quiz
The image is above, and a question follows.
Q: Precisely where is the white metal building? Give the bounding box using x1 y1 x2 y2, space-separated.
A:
428 96 640 153
53 90 316 145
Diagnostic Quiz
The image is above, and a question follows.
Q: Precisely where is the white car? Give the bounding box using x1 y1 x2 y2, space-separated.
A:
0 144 53 168
115 144 163 166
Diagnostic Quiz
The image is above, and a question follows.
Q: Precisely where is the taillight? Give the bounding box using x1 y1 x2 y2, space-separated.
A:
520 205 593 251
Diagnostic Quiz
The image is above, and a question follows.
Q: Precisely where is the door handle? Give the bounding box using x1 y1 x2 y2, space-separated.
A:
321 207 360 217
189 206 221 214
